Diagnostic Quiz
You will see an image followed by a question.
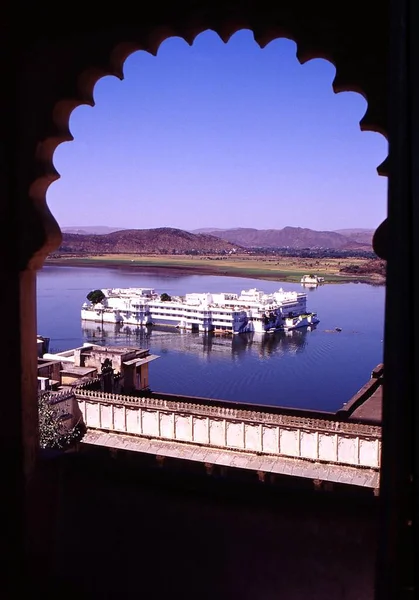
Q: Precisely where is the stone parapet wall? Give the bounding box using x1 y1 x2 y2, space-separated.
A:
76 390 381 470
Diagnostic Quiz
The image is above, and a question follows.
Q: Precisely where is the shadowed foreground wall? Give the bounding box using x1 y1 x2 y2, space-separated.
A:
30 449 378 600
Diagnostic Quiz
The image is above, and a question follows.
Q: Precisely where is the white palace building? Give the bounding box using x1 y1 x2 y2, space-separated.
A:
81 287 319 335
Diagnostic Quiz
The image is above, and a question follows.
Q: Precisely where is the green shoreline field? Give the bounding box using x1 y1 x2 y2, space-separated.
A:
45 254 385 285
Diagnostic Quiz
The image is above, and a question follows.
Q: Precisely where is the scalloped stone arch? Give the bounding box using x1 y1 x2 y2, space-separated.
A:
27 12 389 269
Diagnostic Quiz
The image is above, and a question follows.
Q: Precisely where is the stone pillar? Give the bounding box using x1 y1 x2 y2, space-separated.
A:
375 1 417 597
0 39 64 591
0 200 55 592
0 268 37 592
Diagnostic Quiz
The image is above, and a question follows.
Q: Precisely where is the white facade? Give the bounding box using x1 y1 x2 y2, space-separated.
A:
77 390 381 487
301 275 325 285
81 287 319 334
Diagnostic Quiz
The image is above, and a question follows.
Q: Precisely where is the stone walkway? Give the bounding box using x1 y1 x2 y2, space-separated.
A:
349 386 382 423
83 429 380 488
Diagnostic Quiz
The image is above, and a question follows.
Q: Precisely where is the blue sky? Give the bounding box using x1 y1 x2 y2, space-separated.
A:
48 31 388 231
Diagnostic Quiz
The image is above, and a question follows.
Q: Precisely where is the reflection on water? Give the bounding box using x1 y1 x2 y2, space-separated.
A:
301 284 318 292
82 321 316 361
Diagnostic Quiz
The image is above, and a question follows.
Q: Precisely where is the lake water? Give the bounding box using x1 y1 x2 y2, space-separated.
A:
36 265 384 411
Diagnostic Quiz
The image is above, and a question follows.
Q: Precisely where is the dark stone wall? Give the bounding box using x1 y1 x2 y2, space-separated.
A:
28 449 378 600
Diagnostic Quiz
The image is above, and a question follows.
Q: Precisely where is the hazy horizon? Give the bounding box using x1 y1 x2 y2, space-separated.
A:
49 31 387 231
61 224 375 232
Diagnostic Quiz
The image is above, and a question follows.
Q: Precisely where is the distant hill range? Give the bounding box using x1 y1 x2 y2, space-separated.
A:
333 229 375 245
191 227 374 250
61 226 127 235
57 225 375 253
58 228 241 254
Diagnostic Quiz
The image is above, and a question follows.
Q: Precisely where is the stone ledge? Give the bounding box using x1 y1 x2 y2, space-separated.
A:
76 392 382 437
82 430 380 489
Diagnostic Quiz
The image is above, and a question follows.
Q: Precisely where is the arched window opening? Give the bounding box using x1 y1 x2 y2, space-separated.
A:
38 31 387 416
8 8 414 599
